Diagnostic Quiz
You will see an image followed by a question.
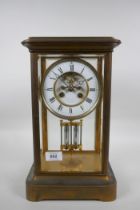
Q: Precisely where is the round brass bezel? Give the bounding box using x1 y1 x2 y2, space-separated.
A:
41 57 102 120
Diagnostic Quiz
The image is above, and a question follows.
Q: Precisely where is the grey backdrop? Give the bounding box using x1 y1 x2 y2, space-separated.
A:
0 0 140 209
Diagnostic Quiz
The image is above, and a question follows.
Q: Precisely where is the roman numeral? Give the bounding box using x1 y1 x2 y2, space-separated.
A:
53 71 59 78
86 98 92 104
70 63 74 71
58 104 63 111
69 107 72 113
49 97 55 103
80 105 84 111
87 77 93 81
45 88 53 91
89 88 95 91
58 67 63 74
81 67 85 74
49 77 56 80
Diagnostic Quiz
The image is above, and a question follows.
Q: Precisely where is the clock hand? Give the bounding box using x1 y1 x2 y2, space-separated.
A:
60 78 68 86
61 85 69 90
78 80 85 85
73 85 83 89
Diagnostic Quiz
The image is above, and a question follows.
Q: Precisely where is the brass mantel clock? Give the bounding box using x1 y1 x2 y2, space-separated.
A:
22 37 121 201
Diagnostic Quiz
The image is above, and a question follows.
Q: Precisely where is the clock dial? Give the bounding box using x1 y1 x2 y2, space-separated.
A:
41 58 101 120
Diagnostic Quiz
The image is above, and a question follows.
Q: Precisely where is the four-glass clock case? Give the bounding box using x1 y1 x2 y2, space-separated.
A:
22 37 121 201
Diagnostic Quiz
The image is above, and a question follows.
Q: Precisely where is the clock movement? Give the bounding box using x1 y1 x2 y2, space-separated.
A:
22 37 121 201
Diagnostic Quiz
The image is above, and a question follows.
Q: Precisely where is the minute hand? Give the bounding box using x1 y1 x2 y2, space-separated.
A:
78 80 85 85
60 78 68 86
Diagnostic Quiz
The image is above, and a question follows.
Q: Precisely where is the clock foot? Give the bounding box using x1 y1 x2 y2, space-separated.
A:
26 163 116 201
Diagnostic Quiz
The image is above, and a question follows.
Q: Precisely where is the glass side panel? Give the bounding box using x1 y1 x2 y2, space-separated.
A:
38 54 104 173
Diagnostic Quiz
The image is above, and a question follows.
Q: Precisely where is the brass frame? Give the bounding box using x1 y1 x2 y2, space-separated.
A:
28 52 111 176
41 57 48 153
95 57 103 153
28 52 112 176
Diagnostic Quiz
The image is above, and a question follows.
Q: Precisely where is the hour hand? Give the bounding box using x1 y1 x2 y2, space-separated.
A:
61 85 68 90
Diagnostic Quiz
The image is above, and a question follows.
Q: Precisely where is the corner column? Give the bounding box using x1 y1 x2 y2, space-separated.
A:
30 53 41 174
102 52 112 174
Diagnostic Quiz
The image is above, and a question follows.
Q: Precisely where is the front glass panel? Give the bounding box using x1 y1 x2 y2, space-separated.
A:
38 54 105 173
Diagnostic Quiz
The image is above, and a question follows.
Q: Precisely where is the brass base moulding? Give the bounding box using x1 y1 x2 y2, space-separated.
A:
26 163 116 201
